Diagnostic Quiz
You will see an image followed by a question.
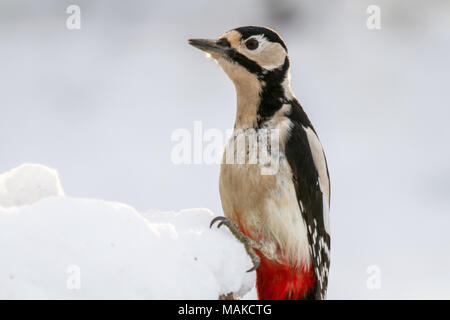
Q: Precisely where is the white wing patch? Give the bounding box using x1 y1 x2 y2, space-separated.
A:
303 126 330 234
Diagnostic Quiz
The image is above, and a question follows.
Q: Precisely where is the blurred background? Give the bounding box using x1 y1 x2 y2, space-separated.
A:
1 0 449 299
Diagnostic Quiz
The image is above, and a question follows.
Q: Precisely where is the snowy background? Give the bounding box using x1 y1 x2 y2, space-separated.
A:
1 0 450 299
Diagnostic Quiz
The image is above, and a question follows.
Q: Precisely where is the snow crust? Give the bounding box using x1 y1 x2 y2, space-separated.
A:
0 164 255 299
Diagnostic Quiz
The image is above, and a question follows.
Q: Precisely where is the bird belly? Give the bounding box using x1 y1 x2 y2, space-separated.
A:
219 140 311 268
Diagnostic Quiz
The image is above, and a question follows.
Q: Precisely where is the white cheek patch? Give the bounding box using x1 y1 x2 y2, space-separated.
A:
238 35 287 71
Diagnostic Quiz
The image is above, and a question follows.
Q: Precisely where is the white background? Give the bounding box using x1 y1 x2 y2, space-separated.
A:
1 0 449 298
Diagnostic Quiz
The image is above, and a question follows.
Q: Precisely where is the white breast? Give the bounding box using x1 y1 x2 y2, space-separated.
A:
219 117 311 268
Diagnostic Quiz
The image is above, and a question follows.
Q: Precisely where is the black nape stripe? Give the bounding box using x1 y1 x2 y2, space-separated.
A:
257 57 290 125
225 53 290 125
233 26 288 52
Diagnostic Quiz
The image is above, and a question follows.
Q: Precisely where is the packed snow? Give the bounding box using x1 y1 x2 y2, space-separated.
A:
0 164 255 299
0 164 64 208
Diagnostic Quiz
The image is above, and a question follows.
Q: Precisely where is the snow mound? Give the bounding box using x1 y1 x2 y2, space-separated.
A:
0 164 255 299
0 164 64 208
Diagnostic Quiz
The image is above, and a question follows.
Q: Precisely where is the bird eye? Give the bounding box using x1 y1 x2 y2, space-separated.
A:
245 39 259 50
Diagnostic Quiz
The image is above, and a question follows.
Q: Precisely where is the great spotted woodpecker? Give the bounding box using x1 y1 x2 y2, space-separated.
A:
189 26 330 300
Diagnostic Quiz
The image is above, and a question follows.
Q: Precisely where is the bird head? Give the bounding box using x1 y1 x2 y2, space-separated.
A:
189 26 290 88
189 26 294 128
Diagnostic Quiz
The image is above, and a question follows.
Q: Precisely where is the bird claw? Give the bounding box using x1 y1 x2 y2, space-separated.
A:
210 216 260 273
246 256 260 273
209 216 230 229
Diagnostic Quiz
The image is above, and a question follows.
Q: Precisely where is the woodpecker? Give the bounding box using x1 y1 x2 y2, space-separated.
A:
189 26 330 300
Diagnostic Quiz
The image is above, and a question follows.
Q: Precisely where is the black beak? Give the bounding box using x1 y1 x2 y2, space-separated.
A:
188 38 228 56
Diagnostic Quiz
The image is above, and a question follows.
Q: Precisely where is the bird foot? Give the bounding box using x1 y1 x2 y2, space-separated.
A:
210 216 261 272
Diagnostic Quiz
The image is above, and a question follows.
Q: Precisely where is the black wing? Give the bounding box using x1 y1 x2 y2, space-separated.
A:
284 98 331 300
